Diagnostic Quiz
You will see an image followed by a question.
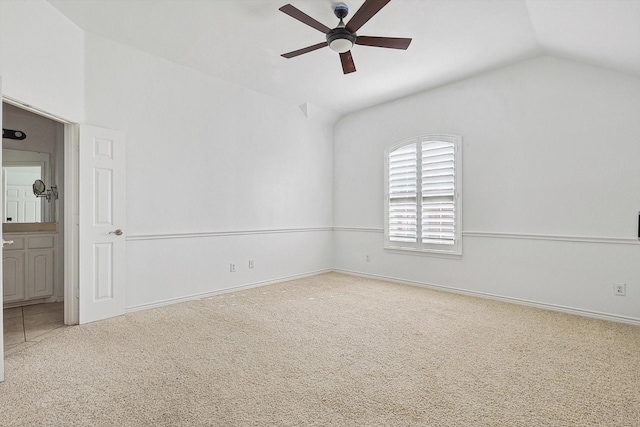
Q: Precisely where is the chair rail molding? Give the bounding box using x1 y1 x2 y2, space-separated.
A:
127 226 333 241
462 231 640 246
332 227 639 245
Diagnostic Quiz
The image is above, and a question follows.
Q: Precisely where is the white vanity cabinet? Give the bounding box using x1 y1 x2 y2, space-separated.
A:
3 233 56 304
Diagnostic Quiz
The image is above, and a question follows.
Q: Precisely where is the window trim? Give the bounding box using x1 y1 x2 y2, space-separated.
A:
384 134 463 257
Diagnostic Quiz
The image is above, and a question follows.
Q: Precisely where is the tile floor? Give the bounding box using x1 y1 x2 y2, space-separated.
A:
3 302 66 355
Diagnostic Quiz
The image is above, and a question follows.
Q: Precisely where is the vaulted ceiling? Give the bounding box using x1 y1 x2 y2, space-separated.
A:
48 0 640 115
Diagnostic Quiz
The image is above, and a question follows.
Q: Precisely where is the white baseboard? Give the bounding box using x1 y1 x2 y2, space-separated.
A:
333 269 640 327
125 269 333 313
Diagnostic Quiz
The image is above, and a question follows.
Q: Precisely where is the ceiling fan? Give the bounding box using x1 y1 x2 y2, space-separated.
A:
279 0 412 74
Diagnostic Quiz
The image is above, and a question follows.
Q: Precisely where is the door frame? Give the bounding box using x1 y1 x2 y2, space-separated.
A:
2 96 80 325
63 122 79 325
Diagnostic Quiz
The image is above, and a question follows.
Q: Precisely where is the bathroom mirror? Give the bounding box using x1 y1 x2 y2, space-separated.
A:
2 149 52 223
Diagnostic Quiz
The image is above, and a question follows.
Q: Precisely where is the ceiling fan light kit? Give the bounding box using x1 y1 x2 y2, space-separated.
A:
279 0 412 74
327 29 355 53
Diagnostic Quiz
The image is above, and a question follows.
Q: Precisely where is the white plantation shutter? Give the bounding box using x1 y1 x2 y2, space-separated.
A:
421 140 455 245
385 135 461 255
388 143 417 243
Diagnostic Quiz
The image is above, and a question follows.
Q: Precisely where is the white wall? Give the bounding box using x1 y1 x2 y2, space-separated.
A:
83 35 336 310
0 0 84 122
333 56 640 323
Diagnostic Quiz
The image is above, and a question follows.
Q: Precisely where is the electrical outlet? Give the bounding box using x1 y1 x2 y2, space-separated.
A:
249 260 254 269
366 255 370 262
614 283 626 296
230 263 236 273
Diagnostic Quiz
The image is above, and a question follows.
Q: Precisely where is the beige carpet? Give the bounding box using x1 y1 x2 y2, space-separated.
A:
1 272 639 426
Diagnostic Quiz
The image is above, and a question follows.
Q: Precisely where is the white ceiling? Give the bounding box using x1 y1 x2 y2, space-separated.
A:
47 0 640 115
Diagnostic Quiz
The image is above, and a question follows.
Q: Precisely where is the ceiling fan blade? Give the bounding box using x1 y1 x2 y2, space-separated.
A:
355 36 412 50
279 4 331 34
345 0 391 33
340 51 357 74
281 42 328 59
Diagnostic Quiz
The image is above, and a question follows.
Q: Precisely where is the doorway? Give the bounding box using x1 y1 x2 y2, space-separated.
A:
2 98 79 342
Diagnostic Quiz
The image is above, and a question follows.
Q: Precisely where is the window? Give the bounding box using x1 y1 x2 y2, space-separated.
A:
385 134 462 256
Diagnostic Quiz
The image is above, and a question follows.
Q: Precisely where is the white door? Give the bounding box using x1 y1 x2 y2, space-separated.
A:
78 125 126 324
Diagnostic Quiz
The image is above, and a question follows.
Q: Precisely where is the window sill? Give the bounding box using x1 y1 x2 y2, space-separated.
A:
384 246 462 259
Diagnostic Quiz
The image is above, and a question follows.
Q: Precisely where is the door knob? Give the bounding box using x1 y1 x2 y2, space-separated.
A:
2 239 14 248
109 229 123 236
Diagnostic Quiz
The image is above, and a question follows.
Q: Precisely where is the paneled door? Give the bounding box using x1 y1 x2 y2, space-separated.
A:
78 125 126 324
